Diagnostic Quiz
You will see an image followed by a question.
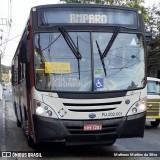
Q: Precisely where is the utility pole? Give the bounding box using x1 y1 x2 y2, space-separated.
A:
0 18 9 84
0 30 3 83
0 18 8 25
0 51 1 83
0 0 12 84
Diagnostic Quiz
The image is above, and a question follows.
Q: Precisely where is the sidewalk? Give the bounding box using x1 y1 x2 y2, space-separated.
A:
0 100 2 145
0 99 5 151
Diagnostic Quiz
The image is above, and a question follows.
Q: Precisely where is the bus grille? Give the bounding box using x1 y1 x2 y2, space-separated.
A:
62 101 122 112
147 99 160 117
63 117 123 135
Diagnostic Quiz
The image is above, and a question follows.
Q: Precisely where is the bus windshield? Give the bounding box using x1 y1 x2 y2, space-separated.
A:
34 31 145 92
147 81 160 95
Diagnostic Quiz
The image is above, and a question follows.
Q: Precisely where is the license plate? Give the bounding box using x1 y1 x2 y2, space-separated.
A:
146 118 156 122
84 124 102 131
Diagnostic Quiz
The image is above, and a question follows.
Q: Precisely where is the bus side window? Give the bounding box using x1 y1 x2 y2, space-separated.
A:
11 65 14 85
22 64 25 79
18 63 22 84
12 55 18 86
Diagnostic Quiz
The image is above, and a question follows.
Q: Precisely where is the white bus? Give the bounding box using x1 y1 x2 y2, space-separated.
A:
147 77 160 127
11 4 147 146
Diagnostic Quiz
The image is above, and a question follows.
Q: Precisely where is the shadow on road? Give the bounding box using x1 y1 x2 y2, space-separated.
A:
32 143 117 157
145 122 160 130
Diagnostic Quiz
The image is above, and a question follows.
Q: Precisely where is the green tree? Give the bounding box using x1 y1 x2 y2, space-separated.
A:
60 0 104 3
60 0 124 4
124 0 148 22
61 0 148 22
146 4 160 37
1 65 11 83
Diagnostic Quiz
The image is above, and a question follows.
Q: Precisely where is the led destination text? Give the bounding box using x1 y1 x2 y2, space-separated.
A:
70 14 107 24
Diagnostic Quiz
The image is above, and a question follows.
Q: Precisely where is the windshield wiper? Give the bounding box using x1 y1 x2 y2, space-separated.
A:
96 40 107 76
101 27 120 59
95 27 120 77
59 27 82 79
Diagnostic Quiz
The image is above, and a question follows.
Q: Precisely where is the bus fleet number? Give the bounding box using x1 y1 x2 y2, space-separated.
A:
102 112 122 117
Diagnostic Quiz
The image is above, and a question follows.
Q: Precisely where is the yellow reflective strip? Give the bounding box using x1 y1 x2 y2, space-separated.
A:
36 69 45 71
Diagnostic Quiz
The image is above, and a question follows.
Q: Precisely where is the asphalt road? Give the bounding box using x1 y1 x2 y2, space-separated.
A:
1 91 160 160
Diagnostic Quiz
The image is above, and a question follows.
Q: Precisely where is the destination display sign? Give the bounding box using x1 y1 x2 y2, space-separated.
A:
38 7 138 28
70 14 107 24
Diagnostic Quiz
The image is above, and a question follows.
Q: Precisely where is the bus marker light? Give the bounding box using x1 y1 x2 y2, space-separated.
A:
125 99 130 105
44 106 48 110
32 7 36 12
139 104 146 111
36 107 44 115
36 102 41 107
46 110 52 116
132 108 137 113
139 99 146 111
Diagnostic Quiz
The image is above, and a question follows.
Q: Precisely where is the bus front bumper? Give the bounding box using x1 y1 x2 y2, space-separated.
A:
32 112 146 145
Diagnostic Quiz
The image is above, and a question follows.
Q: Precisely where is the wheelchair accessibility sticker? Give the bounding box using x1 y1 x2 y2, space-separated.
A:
94 78 104 89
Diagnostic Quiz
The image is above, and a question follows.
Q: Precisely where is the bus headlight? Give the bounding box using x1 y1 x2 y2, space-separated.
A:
36 107 44 115
34 100 59 119
127 98 147 116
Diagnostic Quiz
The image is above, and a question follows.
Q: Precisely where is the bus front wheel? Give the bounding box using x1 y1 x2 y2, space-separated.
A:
24 115 37 147
17 119 21 127
151 120 160 128
106 140 116 146
14 104 21 127
27 136 37 148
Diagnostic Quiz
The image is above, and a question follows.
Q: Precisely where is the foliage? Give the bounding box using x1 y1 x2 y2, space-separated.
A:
146 3 160 78
60 0 104 3
60 0 125 4
60 0 148 22
146 4 160 37
2 64 10 74
124 0 148 22
1 65 11 83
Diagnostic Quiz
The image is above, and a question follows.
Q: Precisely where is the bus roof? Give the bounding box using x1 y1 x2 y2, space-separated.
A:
147 77 160 82
33 3 139 28
32 3 138 11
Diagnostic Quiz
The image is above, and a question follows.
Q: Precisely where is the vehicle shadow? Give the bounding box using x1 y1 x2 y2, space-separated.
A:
33 142 117 157
145 122 160 130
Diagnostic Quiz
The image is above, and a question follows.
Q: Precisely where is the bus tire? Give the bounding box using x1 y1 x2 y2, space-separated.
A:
15 110 21 127
151 120 160 128
14 104 21 127
23 108 28 136
27 136 36 148
106 140 116 146
23 110 36 148
17 119 21 127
